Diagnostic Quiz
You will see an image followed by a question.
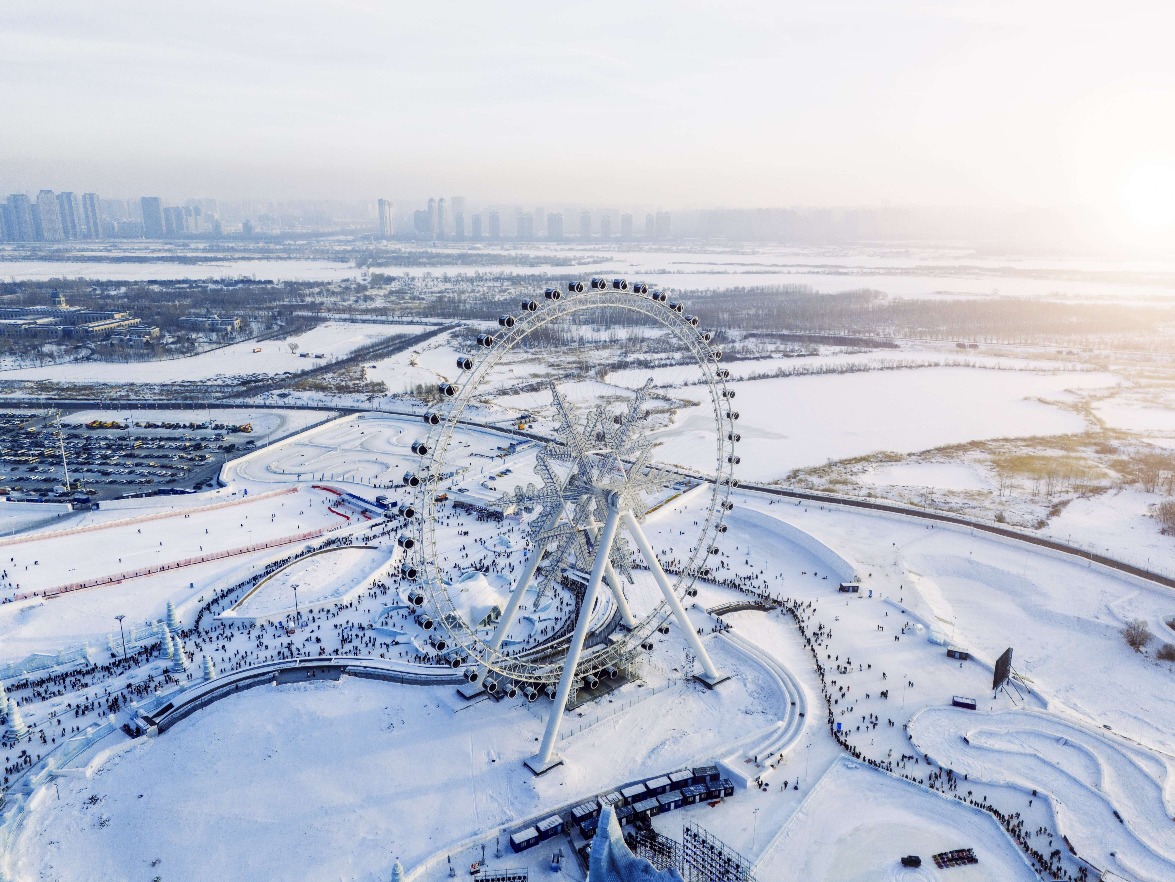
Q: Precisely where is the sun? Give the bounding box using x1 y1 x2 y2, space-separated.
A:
1119 163 1175 232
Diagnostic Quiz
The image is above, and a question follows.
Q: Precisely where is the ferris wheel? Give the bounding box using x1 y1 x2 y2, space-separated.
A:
404 278 739 772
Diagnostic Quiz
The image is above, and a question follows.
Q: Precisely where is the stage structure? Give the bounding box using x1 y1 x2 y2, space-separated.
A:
405 279 740 773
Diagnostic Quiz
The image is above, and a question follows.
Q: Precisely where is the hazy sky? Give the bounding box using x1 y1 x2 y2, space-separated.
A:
3 1 1174 231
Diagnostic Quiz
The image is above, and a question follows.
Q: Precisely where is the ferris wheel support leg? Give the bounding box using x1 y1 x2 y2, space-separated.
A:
604 562 637 629
621 510 726 687
487 546 544 653
527 501 622 775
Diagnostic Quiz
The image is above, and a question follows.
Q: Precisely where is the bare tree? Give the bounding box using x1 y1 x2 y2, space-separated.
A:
1157 499 1175 535
1123 619 1153 652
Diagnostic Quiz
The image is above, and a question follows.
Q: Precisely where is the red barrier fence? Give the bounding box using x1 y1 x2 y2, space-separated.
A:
14 528 327 602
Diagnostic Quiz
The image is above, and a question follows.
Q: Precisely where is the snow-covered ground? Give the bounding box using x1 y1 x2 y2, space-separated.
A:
0 487 346 663
656 367 1118 479
1 323 1173 882
0 322 428 384
6 242 1175 301
755 758 1039 881
9 640 773 882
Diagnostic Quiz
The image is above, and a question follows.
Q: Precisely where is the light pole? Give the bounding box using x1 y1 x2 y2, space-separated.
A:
752 807 761 851
115 614 127 661
292 584 300 627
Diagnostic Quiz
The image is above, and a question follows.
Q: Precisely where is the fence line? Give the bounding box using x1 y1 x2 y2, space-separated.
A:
12 529 326 602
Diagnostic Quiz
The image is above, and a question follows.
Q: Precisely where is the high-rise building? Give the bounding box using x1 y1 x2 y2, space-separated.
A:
82 193 102 239
534 207 545 237
0 204 12 242
427 198 437 240
4 195 36 241
600 215 612 241
36 190 64 241
454 212 465 241
377 198 393 239
655 211 672 239
141 197 165 238
470 213 482 240
55 192 82 239
58 192 84 239
437 198 446 240
579 211 592 240
414 209 431 236
547 212 563 240
163 206 185 236
516 211 534 240
183 205 202 234
488 210 501 240
620 213 633 240
645 213 655 239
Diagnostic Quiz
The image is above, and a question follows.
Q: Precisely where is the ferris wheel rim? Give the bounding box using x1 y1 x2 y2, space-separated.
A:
409 282 737 686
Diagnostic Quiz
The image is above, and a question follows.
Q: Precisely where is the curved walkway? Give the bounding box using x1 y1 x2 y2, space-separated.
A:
714 629 809 786
143 655 464 734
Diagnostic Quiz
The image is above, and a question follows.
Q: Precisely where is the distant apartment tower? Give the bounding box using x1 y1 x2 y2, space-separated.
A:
436 198 446 240
4 195 36 241
516 211 534 240
427 198 437 239
546 212 563 240
655 211 672 239
141 197 165 238
413 209 431 236
600 215 612 241
644 213 655 238
163 206 185 236
56 192 83 239
377 198 393 239
533 207 545 236
453 212 465 241
470 213 482 240
579 211 592 240
487 210 501 240
36 190 65 241
82 193 102 239
620 213 633 240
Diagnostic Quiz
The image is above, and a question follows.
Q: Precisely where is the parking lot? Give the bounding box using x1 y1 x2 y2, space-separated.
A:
0 411 256 501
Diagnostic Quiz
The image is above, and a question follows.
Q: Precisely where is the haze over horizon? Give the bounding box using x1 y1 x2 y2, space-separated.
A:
3 2 1174 248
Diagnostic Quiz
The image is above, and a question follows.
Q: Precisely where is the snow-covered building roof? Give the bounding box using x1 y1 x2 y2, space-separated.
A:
439 570 509 629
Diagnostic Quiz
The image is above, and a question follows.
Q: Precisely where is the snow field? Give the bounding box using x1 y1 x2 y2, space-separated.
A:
909 706 1175 881
0 487 346 663
649 367 1118 480
754 758 1039 882
0 321 427 384
9 633 774 882
227 546 394 622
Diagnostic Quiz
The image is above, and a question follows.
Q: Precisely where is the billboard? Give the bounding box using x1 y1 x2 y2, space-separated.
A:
993 647 1013 691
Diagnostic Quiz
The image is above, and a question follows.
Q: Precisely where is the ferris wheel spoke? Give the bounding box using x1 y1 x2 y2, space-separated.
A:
486 543 545 655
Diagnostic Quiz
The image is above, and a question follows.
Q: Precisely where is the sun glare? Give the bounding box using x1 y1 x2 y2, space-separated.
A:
1120 163 1175 232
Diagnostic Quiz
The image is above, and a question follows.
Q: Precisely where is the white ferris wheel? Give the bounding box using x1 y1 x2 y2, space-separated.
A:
402 278 740 773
